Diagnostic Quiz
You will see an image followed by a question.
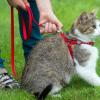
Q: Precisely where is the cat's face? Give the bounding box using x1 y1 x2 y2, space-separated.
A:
74 11 100 38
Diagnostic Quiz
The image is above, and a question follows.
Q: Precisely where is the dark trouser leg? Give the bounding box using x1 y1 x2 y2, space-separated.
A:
0 58 7 74
0 58 4 68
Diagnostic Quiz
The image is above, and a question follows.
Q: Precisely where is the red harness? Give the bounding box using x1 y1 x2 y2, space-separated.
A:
10 4 94 76
60 33 94 64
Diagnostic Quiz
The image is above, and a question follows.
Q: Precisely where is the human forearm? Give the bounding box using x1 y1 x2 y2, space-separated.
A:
36 0 53 14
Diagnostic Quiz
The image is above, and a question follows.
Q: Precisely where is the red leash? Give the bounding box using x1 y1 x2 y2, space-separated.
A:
10 5 33 76
10 4 42 76
11 6 16 76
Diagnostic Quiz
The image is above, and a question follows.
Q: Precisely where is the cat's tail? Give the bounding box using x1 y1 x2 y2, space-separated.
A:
37 84 53 100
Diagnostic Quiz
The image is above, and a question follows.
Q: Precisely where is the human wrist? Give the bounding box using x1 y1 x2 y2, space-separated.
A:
40 10 54 18
36 0 53 15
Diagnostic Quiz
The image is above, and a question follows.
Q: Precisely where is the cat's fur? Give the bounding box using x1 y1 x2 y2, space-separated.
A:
21 10 100 100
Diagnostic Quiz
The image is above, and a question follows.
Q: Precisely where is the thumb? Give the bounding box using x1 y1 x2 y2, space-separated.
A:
54 18 63 30
17 0 26 10
39 15 47 26
18 0 30 10
39 19 47 26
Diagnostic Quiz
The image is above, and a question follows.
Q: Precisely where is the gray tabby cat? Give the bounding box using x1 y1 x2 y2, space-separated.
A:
21 10 100 100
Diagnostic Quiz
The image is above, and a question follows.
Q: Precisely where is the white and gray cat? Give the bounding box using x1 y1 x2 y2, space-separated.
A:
21 10 100 100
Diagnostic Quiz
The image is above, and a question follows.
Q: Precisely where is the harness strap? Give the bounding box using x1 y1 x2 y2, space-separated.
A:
60 33 94 64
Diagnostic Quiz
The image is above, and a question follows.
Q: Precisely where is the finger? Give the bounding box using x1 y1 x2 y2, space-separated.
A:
45 23 49 33
7 0 16 7
39 19 47 26
52 24 57 34
40 27 45 34
51 16 63 30
39 14 47 25
17 0 26 10
7 0 26 10
48 23 53 33
55 19 63 30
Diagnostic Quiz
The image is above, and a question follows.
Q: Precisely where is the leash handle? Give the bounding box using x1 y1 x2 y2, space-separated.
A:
10 4 33 76
11 6 16 76
18 3 42 40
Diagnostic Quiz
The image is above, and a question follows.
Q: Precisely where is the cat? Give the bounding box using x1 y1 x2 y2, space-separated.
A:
21 10 100 100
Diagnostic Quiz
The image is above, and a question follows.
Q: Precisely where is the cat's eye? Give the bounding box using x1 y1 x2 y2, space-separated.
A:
92 25 96 29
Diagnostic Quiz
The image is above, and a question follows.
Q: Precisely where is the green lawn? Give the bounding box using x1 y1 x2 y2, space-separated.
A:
0 0 100 100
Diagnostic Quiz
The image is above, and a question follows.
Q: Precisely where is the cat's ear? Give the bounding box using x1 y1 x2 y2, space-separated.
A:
91 8 99 16
79 12 87 18
76 12 88 24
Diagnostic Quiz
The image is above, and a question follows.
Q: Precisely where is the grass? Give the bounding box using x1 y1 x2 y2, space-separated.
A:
0 0 100 100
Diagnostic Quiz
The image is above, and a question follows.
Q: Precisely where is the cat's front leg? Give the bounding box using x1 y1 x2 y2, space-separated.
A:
75 59 100 86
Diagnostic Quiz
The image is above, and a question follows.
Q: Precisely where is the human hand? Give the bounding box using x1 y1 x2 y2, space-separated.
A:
39 12 63 34
7 0 29 10
36 0 63 34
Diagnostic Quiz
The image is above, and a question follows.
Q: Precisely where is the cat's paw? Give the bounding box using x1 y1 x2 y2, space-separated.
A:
92 78 100 86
